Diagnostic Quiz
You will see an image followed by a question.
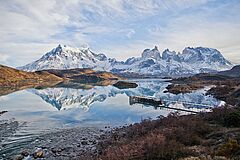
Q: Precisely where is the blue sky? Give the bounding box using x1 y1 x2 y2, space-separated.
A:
0 0 240 67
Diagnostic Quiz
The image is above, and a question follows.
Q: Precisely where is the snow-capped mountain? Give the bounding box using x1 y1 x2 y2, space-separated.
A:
19 44 233 76
112 46 232 76
18 44 117 72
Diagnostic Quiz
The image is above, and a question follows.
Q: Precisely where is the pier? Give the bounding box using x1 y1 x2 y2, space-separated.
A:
129 96 163 106
129 96 210 114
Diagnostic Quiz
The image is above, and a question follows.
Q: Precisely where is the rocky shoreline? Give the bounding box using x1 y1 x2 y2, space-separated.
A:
0 125 107 160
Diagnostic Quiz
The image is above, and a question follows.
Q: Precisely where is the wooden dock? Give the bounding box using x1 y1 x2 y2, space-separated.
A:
129 96 163 106
129 96 200 114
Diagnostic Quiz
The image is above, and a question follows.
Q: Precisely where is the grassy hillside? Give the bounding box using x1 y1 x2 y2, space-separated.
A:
43 68 121 83
0 65 122 87
0 64 62 86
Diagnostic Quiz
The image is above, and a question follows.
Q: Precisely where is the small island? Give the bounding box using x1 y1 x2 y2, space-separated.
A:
113 81 138 89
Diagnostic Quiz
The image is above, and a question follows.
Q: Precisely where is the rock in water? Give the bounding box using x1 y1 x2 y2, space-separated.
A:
33 148 44 158
113 81 138 89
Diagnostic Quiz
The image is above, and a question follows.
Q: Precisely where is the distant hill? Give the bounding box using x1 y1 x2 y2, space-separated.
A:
43 68 121 83
217 65 240 77
0 64 62 87
0 64 63 96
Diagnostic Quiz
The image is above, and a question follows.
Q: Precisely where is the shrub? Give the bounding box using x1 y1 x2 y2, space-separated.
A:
217 139 240 157
205 107 240 127
224 111 240 127
98 106 240 160
144 140 194 160
98 136 194 160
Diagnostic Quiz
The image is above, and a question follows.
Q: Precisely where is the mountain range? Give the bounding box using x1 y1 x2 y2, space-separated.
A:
18 44 233 76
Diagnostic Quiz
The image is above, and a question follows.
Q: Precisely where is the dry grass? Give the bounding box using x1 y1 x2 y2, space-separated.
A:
97 106 240 160
0 64 62 86
166 83 205 94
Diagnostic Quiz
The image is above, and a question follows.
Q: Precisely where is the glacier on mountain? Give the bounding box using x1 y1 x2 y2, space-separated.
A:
18 44 233 76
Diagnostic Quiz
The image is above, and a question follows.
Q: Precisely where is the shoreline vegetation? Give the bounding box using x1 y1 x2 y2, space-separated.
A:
97 105 240 160
166 73 240 107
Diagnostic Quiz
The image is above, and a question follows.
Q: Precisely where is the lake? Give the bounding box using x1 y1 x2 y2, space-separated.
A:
0 79 222 157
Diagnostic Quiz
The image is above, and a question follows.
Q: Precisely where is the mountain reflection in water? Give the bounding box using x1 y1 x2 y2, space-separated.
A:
27 79 221 113
0 79 223 131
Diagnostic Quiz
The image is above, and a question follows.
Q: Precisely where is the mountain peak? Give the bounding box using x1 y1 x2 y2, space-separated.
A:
163 48 169 52
50 44 71 56
141 46 161 60
80 44 89 50
183 46 215 53
181 47 232 66
56 44 69 49
57 44 62 48
162 48 176 54
162 49 178 61
153 46 158 50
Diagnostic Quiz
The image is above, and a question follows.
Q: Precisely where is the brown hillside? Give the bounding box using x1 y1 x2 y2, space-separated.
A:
0 64 62 86
44 68 121 81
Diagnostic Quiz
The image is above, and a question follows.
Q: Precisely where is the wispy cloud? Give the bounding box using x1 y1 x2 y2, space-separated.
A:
0 0 239 66
0 53 9 64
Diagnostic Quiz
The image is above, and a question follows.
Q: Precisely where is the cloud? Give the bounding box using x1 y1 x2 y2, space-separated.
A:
0 0 240 66
0 42 58 67
0 53 9 64
99 40 156 60
126 29 135 39
145 1 240 63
